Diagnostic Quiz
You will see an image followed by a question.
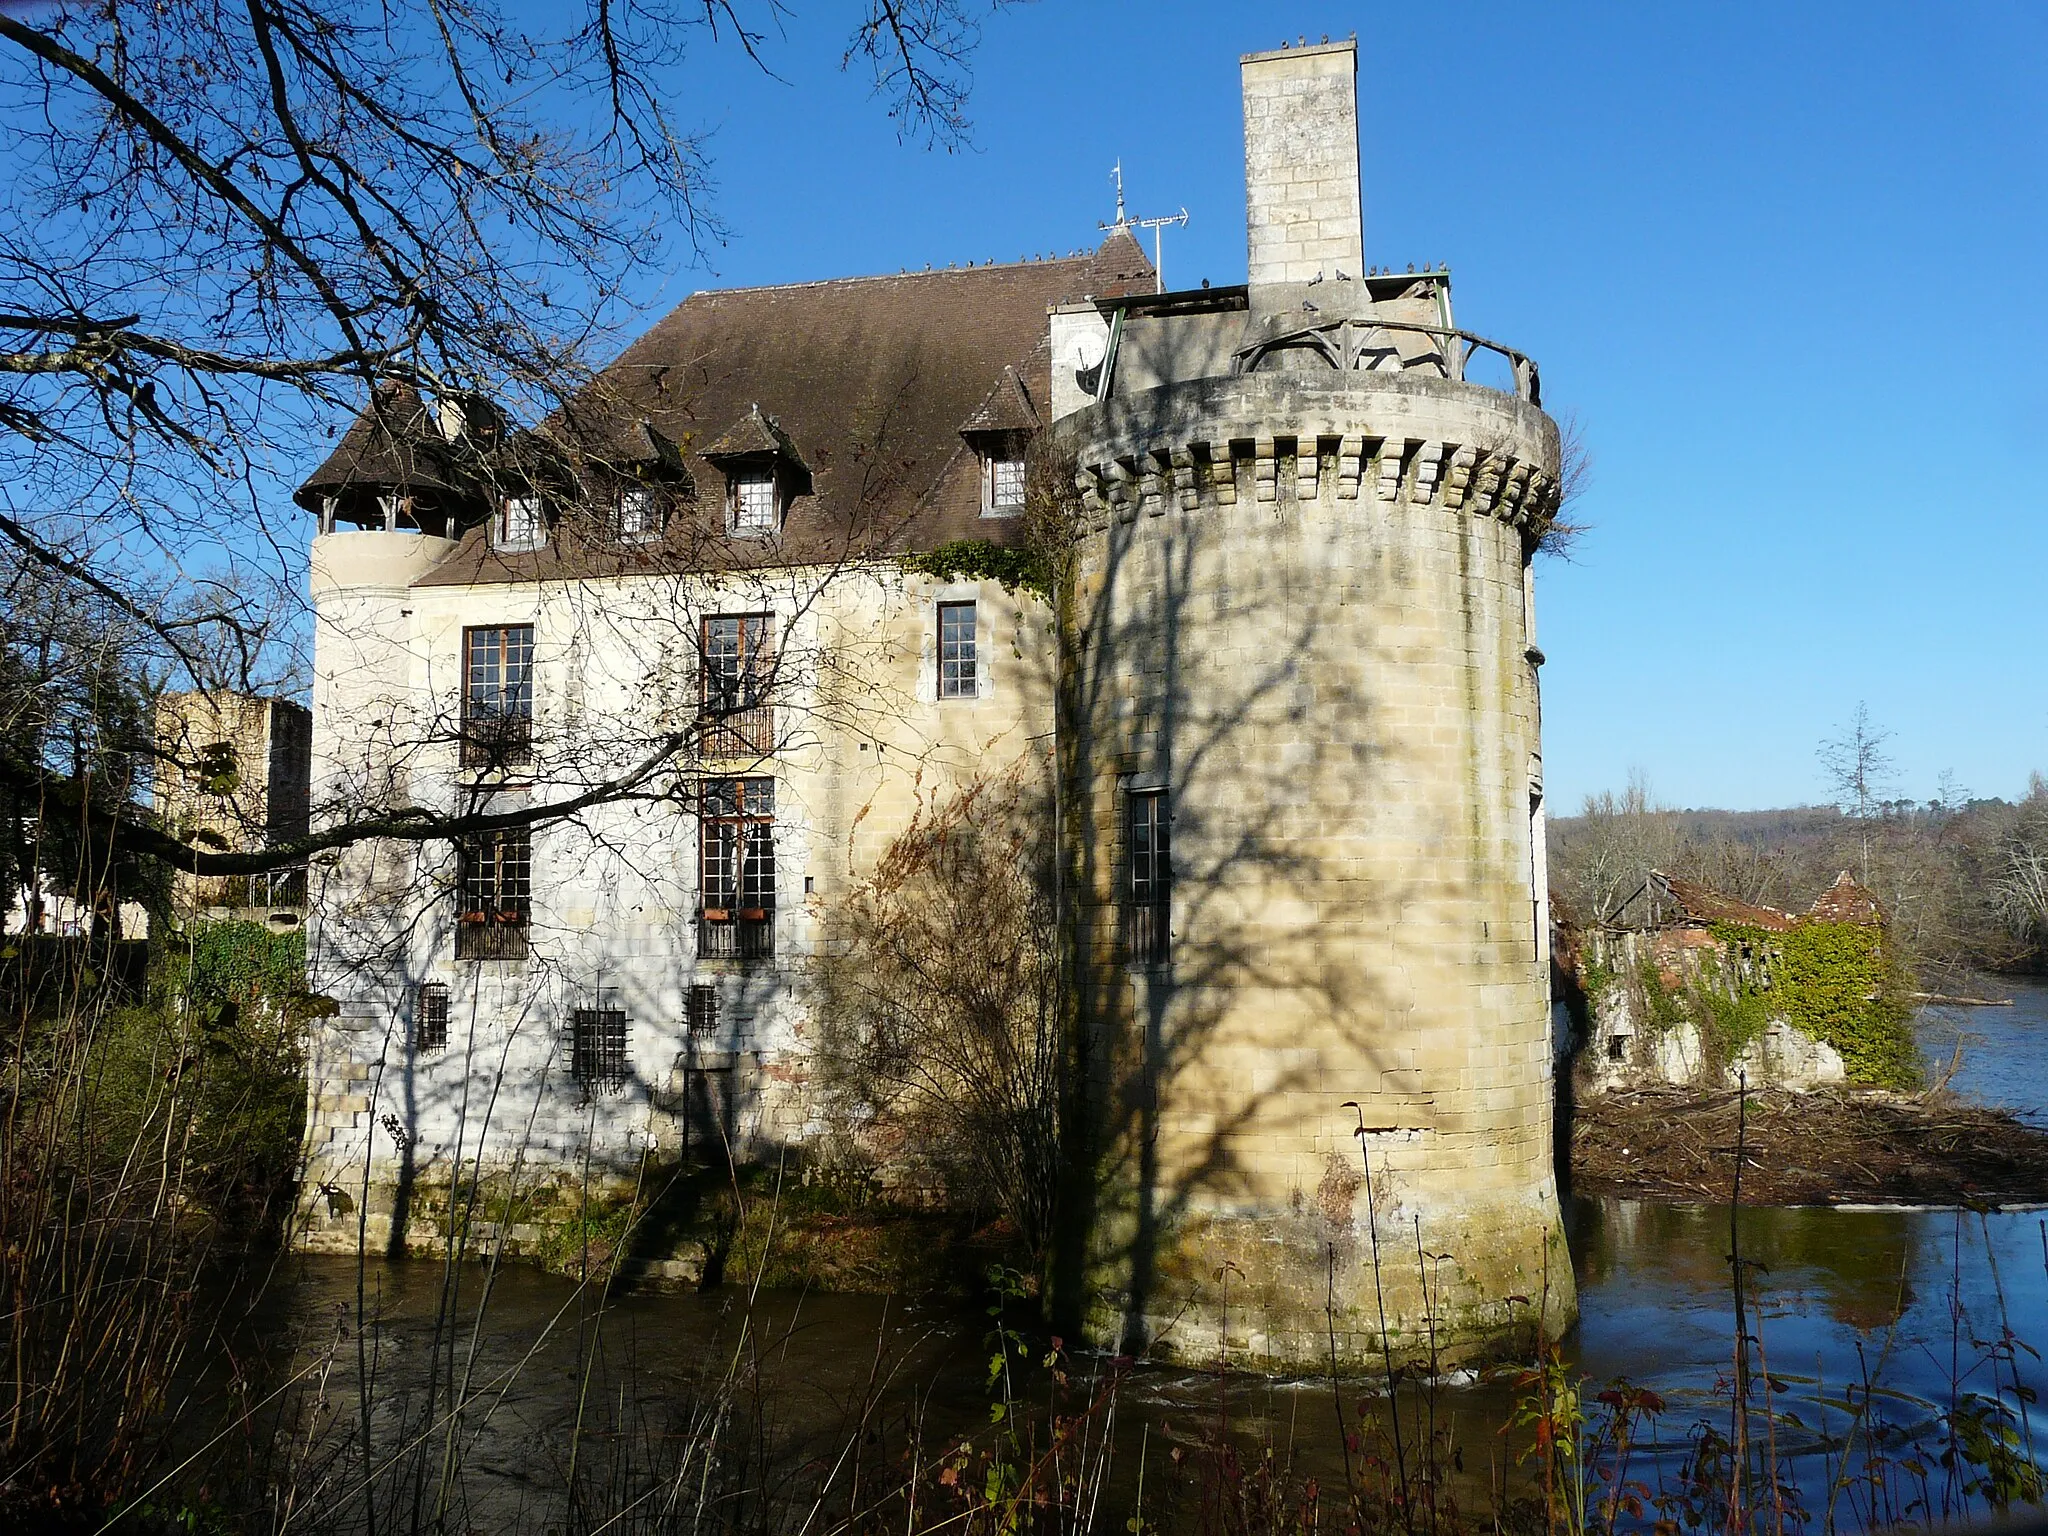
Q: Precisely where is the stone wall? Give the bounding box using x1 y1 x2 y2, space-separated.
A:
1241 41 1364 291
1054 370 1569 1368
297 541 1054 1256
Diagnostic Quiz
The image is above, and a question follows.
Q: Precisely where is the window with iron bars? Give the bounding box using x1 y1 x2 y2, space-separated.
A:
1126 788 1171 966
455 826 530 960
937 601 977 700
687 984 718 1035
699 777 774 960
571 1006 629 1094
414 982 450 1053
462 625 535 767
699 614 776 756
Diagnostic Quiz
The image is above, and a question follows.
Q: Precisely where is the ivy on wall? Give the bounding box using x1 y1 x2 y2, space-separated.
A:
902 540 1053 602
1709 920 1920 1089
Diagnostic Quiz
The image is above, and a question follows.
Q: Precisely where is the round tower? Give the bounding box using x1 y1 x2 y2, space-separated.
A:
1051 40 1571 1367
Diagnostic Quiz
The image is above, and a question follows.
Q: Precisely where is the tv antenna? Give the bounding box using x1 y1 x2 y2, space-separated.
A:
1101 160 1188 295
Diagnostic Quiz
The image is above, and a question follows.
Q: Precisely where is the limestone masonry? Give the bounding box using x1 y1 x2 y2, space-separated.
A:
294 39 1571 1365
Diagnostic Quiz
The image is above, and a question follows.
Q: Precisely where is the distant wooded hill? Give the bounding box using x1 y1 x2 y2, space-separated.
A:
1548 784 2048 977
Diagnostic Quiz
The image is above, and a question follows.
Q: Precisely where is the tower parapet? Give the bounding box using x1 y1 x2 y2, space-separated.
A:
1051 40 1571 1368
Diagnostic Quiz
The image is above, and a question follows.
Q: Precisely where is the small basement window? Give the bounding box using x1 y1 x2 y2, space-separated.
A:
414 982 449 1053
572 1006 629 1094
1608 1035 1628 1063
687 984 718 1035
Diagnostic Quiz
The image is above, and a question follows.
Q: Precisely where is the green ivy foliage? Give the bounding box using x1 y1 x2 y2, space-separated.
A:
1710 920 1921 1089
902 540 1053 602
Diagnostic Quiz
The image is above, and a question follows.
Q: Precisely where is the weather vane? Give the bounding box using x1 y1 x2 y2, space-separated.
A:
1101 160 1188 295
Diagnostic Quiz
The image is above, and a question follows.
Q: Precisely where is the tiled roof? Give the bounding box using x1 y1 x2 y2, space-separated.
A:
1809 870 1883 925
1649 871 1800 933
409 232 1155 587
295 381 469 504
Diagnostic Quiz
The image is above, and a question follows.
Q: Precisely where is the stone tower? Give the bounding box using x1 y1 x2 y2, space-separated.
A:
1050 39 1571 1367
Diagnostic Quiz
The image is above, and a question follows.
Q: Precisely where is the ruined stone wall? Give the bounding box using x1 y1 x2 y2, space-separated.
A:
1056 370 1569 1368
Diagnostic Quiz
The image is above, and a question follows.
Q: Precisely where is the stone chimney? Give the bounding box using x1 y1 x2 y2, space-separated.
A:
1240 39 1363 294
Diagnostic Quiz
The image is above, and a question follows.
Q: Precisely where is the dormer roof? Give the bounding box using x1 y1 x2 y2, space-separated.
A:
959 363 1042 436
406 233 1155 586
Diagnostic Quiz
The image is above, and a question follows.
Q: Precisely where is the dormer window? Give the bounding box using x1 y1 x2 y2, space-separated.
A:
495 495 545 552
705 406 810 542
982 452 1027 518
618 486 660 543
727 467 779 538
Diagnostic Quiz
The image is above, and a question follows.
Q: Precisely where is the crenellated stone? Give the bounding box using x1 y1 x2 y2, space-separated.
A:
1467 451 1505 515
1172 446 1199 511
1411 440 1445 505
1375 438 1407 503
1337 435 1366 499
1441 444 1478 510
1212 441 1240 505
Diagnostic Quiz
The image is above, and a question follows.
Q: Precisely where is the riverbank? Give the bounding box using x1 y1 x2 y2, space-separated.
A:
1569 1082 2048 1205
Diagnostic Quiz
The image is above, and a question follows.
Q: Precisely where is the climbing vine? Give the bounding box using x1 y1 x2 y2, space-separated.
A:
903 540 1054 602
1710 920 1920 1089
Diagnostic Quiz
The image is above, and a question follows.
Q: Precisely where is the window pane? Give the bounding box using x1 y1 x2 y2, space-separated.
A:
991 458 1026 510
938 601 977 699
619 488 656 538
499 496 543 547
730 470 776 535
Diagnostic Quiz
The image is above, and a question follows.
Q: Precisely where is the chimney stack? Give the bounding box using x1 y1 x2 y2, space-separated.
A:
1240 39 1363 295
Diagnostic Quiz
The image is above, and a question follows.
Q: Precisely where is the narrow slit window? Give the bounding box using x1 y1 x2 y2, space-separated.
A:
1126 788 1171 966
414 982 450 1053
571 1006 629 1094
938 601 977 700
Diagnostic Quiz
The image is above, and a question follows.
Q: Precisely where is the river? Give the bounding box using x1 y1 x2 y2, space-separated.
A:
216 980 2048 1531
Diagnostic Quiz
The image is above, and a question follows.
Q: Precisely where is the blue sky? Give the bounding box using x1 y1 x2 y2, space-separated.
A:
630 0 2047 813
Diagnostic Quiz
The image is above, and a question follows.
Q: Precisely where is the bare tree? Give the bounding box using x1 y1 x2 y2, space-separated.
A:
1819 702 1897 881
813 767 1064 1261
0 0 1013 884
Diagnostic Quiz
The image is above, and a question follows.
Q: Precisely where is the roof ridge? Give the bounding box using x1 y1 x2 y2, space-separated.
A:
686 253 1100 301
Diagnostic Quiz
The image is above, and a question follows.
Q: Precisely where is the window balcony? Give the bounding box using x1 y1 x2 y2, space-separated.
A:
698 910 773 961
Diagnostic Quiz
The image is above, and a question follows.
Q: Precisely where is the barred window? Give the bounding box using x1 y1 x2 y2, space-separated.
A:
728 468 777 536
700 614 775 755
572 1007 628 1093
699 777 774 960
463 625 535 767
687 984 718 1035
1127 788 1171 966
456 826 530 960
414 982 450 1053
938 601 977 700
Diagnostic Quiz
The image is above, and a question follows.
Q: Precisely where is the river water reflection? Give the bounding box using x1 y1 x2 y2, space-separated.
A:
250 984 2048 1526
